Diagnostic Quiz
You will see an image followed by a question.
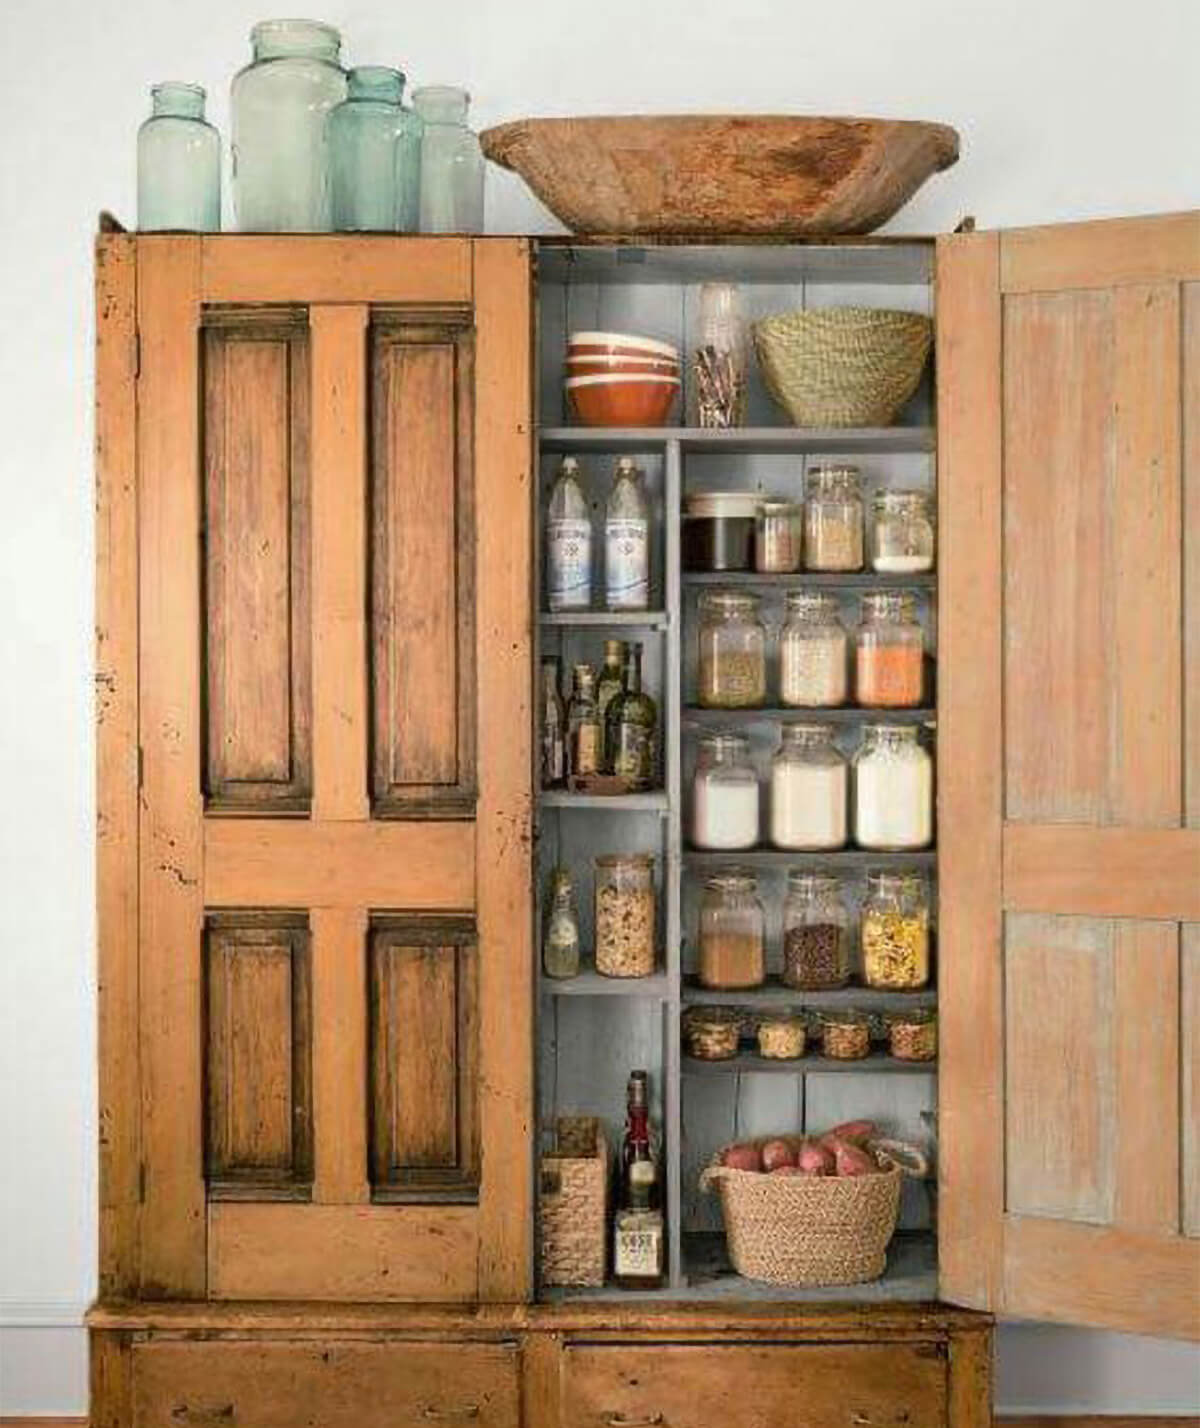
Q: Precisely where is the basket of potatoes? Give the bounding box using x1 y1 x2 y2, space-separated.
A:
699 1121 927 1287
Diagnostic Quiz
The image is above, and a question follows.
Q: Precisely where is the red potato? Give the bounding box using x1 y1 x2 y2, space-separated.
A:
821 1120 877 1147
834 1142 879 1177
760 1138 798 1172
796 1141 835 1176
721 1143 763 1173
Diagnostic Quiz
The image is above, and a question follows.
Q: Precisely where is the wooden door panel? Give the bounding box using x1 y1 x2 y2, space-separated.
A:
1183 924 1200 1237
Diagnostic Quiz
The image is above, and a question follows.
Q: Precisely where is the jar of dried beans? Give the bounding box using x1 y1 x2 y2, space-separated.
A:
594 853 656 977
871 488 935 573
887 1008 938 1062
779 590 848 707
861 870 930 989
697 870 765 989
804 464 863 572
855 590 924 708
782 870 851 988
697 590 766 708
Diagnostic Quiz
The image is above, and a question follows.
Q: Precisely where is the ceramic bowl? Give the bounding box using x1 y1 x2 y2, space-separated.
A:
567 330 680 362
566 373 680 428
566 353 680 378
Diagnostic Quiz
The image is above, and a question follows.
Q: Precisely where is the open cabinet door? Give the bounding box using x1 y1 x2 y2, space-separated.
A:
937 212 1200 1338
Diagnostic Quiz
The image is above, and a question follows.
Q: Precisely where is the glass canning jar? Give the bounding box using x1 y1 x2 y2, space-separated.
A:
594 853 656 978
697 590 766 708
691 731 759 850
855 590 925 708
755 500 802 573
782 871 851 989
697 870 766 989
861 871 931 989
414 86 484 233
804 464 864 571
769 723 847 850
690 283 747 428
137 82 221 232
779 590 848 707
871 488 935 573
328 66 415 232
853 723 933 850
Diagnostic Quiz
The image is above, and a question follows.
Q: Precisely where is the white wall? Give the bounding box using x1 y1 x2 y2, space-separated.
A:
1 0 1198 1414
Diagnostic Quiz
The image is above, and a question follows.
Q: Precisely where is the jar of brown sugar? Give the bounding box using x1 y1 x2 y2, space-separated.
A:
697 870 765 989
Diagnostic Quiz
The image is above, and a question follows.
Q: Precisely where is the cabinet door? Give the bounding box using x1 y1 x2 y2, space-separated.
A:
101 236 532 1301
936 212 1200 1338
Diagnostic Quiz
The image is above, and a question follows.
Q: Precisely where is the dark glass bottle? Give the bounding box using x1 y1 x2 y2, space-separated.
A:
566 663 602 780
595 639 628 764
540 655 566 789
607 643 658 789
613 1069 664 1289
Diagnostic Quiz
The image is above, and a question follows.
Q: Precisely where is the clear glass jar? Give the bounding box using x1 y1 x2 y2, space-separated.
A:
853 723 934 850
755 501 802 573
329 66 412 232
605 458 650 611
855 590 925 709
395 94 424 233
138 83 221 233
819 1009 871 1061
779 590 848 707
757 1015 806 1059
804 464 864 572
594 853 656 978
690 283 747 428
542 866 580 979
871 488 935 573
415 86 484 234
769 724 847 850
691 731 759 850
697 590 766 708
861 871 931 989
888 1008 938 1061
683 1006 741 1060
782 871 851 989
231 20 347 232
698 871 765 989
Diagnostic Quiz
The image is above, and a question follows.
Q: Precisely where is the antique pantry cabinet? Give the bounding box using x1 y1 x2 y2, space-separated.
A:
92 213 1199 1427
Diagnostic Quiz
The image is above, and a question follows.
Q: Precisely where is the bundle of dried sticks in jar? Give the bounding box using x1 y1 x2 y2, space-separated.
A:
693 343 744 428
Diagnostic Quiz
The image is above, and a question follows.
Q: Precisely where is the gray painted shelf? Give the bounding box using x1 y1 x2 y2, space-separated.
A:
539 609 670 628
681 977 938 1010
682 570 936 588
684 848 937 870
540 426 935 455
683 1053 937 1076
536 240 934 287
682 706 935 726
541 970 671 1000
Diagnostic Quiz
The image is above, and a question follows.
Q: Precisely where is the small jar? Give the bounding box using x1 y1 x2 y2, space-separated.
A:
779 591 848 707
769 724 847 850
755 501 802 573
682 491 758 572
690 283 747 429
692 731 759 850
819 1009 871 1061
861 871 931 989
853 724 934 850
684 1007 741 1061
804 464 864 572
888 1009 938 1062
782 870 851 989
594 853 656 978
757 1015 807 1060
414 85 484 233
138 82 221 232
697 590 767 708
855 591 925 708
542 866 580 979
698 871 766 989
871 489 935 574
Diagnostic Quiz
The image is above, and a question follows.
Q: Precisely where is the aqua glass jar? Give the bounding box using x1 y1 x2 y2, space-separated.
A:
414 86 485 234
137 83 220 232
329 67 407 232
231 19 347 232
395 95 424 233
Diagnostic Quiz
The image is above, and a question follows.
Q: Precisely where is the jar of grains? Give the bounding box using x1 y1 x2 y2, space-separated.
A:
683 1006 742 1060
755 500 803 573
853 723 933 850
862 870 930 989
871 488 935 574
804 464 864 571
855 590 925 708
887 1008 938 1061
782 870 851 988
692 731 759 849
757 1014 806 1060
594 853 656 977
819 1009 872 1061
697 590 767 708
698 870 766 989
779 590 848 707
770 723 847 850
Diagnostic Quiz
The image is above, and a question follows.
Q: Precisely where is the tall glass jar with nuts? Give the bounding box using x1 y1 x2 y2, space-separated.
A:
594 853 656 978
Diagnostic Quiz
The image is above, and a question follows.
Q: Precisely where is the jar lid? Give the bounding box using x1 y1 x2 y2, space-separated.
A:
885 1007 937 1027
697 729 751 757
874 486 932 510
783 589 841 618
685 491 761 519
859 589 918 621
806 463 861 492
758 499 798 516
866 867 927 889
702 869 759 892
821 1008 870 1025
595 852 655 868
697 588 761 614
786 868 842 891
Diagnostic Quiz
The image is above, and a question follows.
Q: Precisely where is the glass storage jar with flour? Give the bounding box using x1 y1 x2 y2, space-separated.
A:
692 731 759 849
769 723 848 850
853 723 933 850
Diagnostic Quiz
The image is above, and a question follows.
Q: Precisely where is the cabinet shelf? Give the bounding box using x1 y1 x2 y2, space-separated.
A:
541 970 672 999
539 790 670 813
683 1052 936 1076
684 848 936 870
681 977 937 1011
681 570 936 589
539 610 670 629
540 426 935 455
683 706 935 726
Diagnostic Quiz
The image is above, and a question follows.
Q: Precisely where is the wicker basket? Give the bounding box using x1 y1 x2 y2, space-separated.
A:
753 307 933 427
539 1116 608 1288
700 1135 926 1287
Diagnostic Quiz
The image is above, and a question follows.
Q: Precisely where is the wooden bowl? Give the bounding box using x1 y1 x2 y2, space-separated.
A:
566 374 680 428
481 116 959 235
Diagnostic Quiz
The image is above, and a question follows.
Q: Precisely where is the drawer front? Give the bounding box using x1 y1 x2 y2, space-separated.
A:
562 1342 946 1428
132 1339 520 1428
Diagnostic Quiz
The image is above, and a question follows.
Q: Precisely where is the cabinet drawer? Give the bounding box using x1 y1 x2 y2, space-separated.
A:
562 1342 946 1428
132 1339 519 1428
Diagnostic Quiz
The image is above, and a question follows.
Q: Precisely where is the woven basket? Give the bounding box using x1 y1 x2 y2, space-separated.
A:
753 307 933 427
539 1116 608 1288
700 1135 926 1287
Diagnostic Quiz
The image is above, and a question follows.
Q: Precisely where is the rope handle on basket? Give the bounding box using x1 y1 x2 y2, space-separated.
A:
699 1137 928 1192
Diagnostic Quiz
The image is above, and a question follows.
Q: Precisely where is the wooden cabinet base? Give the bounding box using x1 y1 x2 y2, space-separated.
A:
89 1302 992 1428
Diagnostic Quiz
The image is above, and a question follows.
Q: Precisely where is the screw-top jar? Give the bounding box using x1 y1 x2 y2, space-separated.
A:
231 20 347 232
755 501 803 573
853 724 933 850
861 871 930 989
594 853 656 978
414 86 484 233
779 591 848 707
697 870 766 989
328 66 415 232
769 723 847 850
691 731 759 849
697 590 766 708
138 83 221 232
782 871 851 989
855 590 925 708
871 488 935 574
804 464 864 571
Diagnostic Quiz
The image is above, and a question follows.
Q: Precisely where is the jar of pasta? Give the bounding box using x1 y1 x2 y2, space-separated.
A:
698 870 765 989
855 590 924 708
779 590 848 707
697 590 766 708
804 464 863 572
594 853 656 977
861 870 930 989
757 1014 806 1060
